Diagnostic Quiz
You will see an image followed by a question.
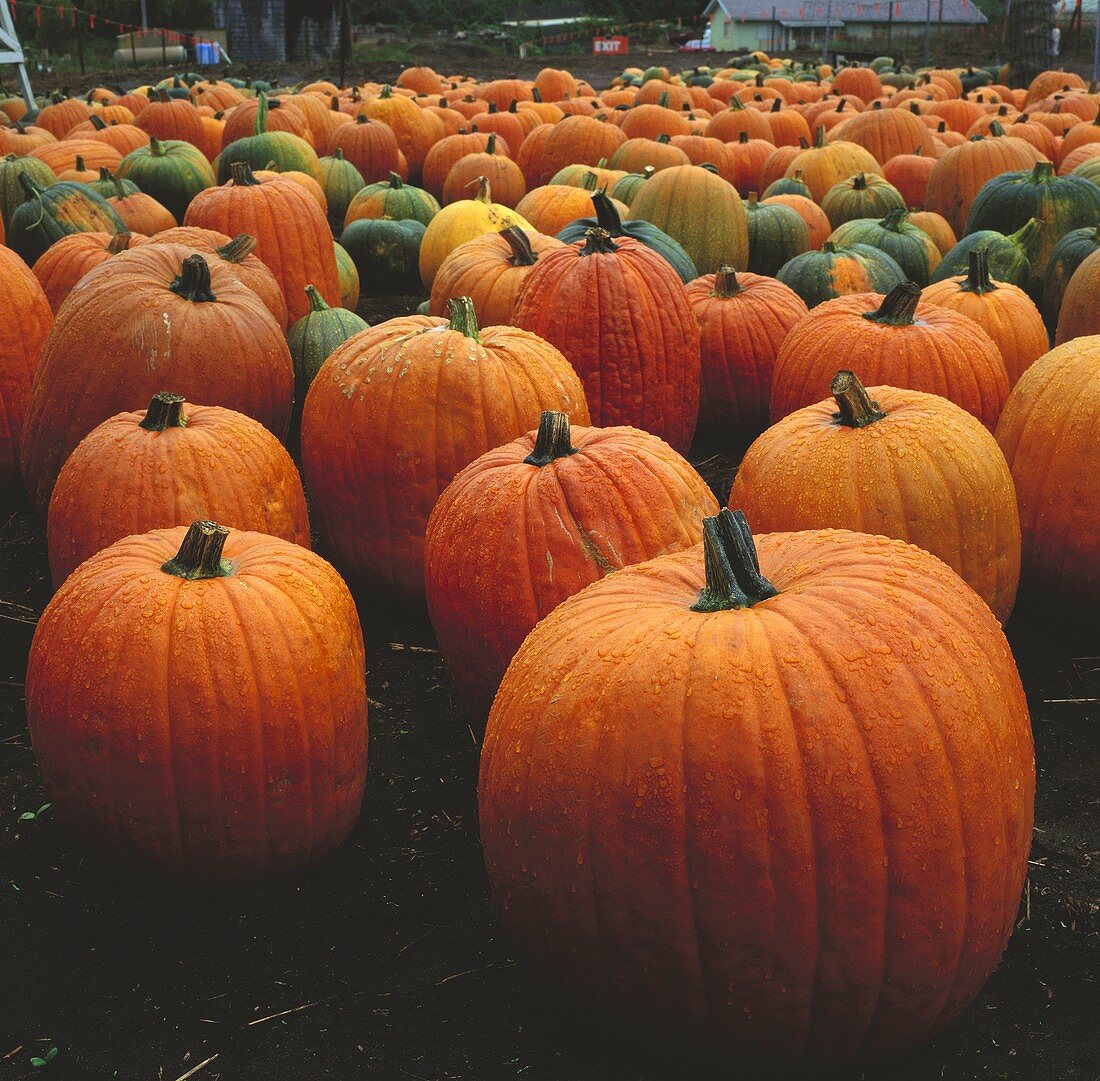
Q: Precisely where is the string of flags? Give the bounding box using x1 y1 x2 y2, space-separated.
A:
7 0 205 44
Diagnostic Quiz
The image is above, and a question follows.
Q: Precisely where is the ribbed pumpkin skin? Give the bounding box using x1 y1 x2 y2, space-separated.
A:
829 107 937 164
821 173 906 228
428 228 565 325
20 244 294 515
924 135 1044 235
343 173 440 226
1054 247 1100 343
117 138 216 223
906 209 956 256
0 154 56 232
8 180 126 266
537 114 627 185
931 223 1042 289
317 151 365 233
32 232 136 312
995 336 1100 609
480 527 1034 1067
333 241 360 310
287 290 368 401
339 218 425 292
134 95 206 146
47 400 312 585
184 172 341 323
325 117 401 184
686 270 808 437
26 526 367 882
300 316 591 601
829 211 942 285
923 274 1048 386
776 243 905 307
744 197 809 276
770 291 1010 429
730 385 1021 621
627 164 749 274
512 235 701 452
782 137 883 203
28 138 123 177
964 163 1100 284
424 422 719 718
1042 224 1100 331
0 246 53 494
883 151 936 209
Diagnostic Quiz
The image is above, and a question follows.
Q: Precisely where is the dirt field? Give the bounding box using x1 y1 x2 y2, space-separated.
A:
1 292 1097 1078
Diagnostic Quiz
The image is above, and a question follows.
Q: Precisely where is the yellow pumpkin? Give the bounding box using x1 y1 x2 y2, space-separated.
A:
418 176 530 289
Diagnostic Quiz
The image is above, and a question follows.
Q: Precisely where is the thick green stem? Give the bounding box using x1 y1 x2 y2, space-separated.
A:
1030 160 1056 184
161 521 232 580
140 391 187 431
591 190 624 234
230 161 260 187
523 411 578 466
960 247 996 294
713 265 741 298
831 370 886 427
169 255 217 303
581 227 617 256
863 281 921 326
304 283 331 312
217 234 257 264
880 206 909 231
692 509 779 612
446 296 480 340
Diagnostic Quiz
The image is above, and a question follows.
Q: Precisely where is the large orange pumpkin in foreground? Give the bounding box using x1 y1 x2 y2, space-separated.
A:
301 297 590 601
730 371 1020 621
47 391 311 586
481 508 1034 1068
770 282 1009 430
995 335 1100 610
424 410 718 718
20 245 294 515
512 228 700 453
26 520 367 882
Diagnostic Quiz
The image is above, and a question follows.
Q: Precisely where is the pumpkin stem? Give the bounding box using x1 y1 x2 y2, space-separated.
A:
692 509 778 613
961 247 997 294
590 189 624 234
90 114 107 130
388 171 404 188
822 240 838 253
813 125 826 148
253 92 270 135
880 206 909 231
304 283 332 312
140 391 187 431
107 231 131 254
988 119 1006 137
863 281 921 326
501 225 537 266
1030 160 1056 184
524 411 578 466
169 255 217 303
446 296 480 341
473 175 491 204
1010 217 1045 258
580 227 617 256
162 520 232 581
831 370 886 428
217 234 257 263
110 174 129 201
852 172 867 190
713 265 741 298
230 161 261 186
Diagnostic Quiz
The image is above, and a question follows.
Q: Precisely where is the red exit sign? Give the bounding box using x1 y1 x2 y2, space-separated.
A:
592 35 629 54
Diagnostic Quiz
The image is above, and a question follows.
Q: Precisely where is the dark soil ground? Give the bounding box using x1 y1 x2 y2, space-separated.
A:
1 281 1098 1080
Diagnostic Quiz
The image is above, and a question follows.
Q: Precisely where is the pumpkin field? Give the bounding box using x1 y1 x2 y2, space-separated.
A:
0 51 1098 1079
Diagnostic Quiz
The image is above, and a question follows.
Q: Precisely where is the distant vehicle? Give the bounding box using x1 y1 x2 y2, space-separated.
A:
680 28 714 50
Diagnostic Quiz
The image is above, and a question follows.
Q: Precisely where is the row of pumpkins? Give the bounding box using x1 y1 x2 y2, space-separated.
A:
1 56 1095 1069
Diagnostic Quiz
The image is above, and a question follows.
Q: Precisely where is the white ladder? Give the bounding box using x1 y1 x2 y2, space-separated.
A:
0 2 35 109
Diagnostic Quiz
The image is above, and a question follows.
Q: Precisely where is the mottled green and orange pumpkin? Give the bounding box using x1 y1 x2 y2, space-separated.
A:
117 136 216 223
7 174 125 265
776 240 905 308
820 171 906 228
743 192 809 277
829 208 941 285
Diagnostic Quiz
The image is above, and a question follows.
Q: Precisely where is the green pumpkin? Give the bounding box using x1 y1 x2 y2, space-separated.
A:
964 160 1100 291
931 217 1044 289
288 284 369 402
333 241 360 310
118 136 216 223
609 166 653 207
761 171 812 199
829 208 940 286
821 172 906 229
0 153 56 233
343 172 439 227
216 93 321 183
339 218 426 293
776 240 906 308
1041 223 1100 333
8 175 125 265
317 149 366 235
556 189 698 283
88 167 139 200
743 192 810 277
1070 154 1100 186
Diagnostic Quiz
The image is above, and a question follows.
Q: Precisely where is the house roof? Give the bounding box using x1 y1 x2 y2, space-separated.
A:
705 0 987 24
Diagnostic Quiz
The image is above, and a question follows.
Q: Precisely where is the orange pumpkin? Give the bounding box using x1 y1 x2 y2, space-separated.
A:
325 115 401 183
536 114 627 185
731 370 1020 620
770 283 1010 430
0 244 53 493
300 298 590 601
134 91 206 147
26 519 367 882
425 410 719 718
783 126 883 202
480 508 1033 1069
20 246 294 514
47 391 311 585
829 104 937 163
32 231 138 312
